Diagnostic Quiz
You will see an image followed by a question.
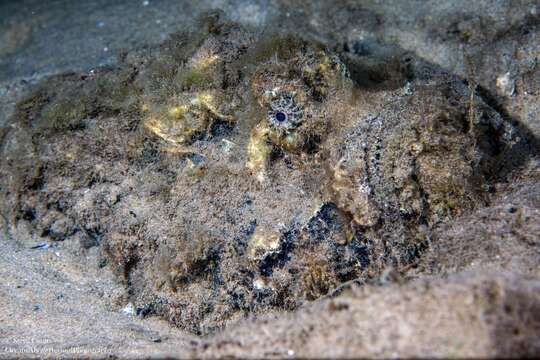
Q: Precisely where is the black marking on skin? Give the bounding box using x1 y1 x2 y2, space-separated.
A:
304 203 342 243
258 227 299 277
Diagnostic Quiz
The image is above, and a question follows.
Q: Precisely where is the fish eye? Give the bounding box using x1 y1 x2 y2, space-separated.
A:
275 111 287 123
267 92 303 129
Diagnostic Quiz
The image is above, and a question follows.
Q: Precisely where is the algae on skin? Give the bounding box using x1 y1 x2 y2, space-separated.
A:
0 13 531 335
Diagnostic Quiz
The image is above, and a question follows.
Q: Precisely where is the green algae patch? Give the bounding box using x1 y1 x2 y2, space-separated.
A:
178 66 217 89
13 67 140 137
40 95 93 131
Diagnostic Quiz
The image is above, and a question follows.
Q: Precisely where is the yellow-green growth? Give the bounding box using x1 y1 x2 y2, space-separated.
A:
247 123 273 182
179 66 216 88
302 258 336 300
248 227 281 260
143 90 230 145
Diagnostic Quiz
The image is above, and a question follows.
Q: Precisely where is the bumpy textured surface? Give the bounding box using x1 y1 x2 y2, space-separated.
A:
0 13 536 337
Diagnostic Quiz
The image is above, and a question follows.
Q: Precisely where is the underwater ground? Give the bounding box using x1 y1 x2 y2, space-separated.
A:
1 0 539 358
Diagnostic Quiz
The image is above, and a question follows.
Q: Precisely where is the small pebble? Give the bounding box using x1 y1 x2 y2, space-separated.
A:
287 349 295 357
121 302 136 316
496 72 515 96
